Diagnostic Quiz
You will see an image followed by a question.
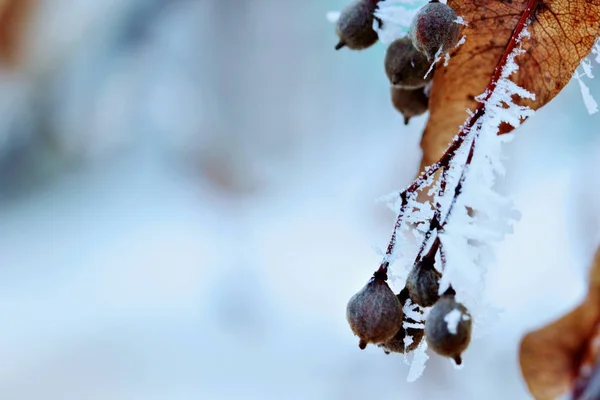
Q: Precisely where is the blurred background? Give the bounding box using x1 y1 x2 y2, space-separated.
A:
0 0 599 399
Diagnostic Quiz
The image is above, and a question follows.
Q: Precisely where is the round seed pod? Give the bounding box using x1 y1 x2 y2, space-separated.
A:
405 257 442 307
346 275 403 349
384 37 432 89
335 0 381 50
379 288 424 354
424 292 472 364
409 0 460 60
390 86 429 125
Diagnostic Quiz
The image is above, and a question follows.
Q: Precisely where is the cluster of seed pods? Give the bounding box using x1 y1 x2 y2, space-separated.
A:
346 257 472 364
334 0 461 124
335 0 470 364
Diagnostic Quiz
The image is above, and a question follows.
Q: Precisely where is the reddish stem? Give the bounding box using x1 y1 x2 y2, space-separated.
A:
439 240 448 271
377 0 539 275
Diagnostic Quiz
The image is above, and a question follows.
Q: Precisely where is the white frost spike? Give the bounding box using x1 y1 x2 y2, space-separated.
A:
404 334 414 350
425 47 443 79
592 38 600 64
444 35 467 67
455 16 468 26
581 58 594 79
574 57 599 115
443 35 467 67
403 321 425 329
326 11 341 24
575 73 598 115
573 38 600 114
407 339 429 382
376 191 404 213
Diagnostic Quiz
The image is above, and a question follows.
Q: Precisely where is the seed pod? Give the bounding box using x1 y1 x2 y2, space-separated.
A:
409 0 460 60
405 256 441 307
425 291 472 364
335 0 381 50
390 86 429 125
346 275 403 349
379 288 424 354
384 37 432 89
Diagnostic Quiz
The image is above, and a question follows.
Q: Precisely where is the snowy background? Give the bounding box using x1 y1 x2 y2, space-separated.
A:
0 0 599 399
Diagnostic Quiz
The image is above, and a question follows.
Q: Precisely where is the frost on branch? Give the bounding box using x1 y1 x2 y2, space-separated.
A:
354 27 534 374
375 27 533 381
436 29 533 318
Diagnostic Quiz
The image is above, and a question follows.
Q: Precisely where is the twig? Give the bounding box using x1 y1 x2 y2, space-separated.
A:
376 0 539 278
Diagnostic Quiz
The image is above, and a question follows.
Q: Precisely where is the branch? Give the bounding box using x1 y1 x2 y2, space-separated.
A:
376 0 539 277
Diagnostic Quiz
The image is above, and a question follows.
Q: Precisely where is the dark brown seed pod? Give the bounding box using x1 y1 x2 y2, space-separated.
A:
346 273 403 349
405 256 441 307
424 291 472 364
409 0 460 60
384 37 432 89
390 86 429 125
379 288 424 354
335 0 382 50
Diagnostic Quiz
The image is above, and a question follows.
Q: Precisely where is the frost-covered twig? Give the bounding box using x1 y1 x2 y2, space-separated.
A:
374 15 538 377
377 1 537 280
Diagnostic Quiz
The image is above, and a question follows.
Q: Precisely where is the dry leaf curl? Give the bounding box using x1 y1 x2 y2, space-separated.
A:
519 248 600 400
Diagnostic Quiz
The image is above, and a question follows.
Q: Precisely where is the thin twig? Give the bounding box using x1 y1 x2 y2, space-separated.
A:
377 0 539 277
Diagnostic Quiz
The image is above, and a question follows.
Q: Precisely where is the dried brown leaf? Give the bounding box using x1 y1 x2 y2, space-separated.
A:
0 0 33 66
519 248 600 400
420 0 600 170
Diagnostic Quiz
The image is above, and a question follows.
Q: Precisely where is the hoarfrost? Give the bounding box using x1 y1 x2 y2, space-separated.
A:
576 75 598 115
381 28 535 382
445 35 467 66
592 39 600 64
573 40 600 114
403 334 414 349
403 321 425 329
425 47 443 78
455 16 468 26
581 58 594 79
444 309 462 334
437 28 533 322
403 298 425 322
575 65 599 115
407 340 429 382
